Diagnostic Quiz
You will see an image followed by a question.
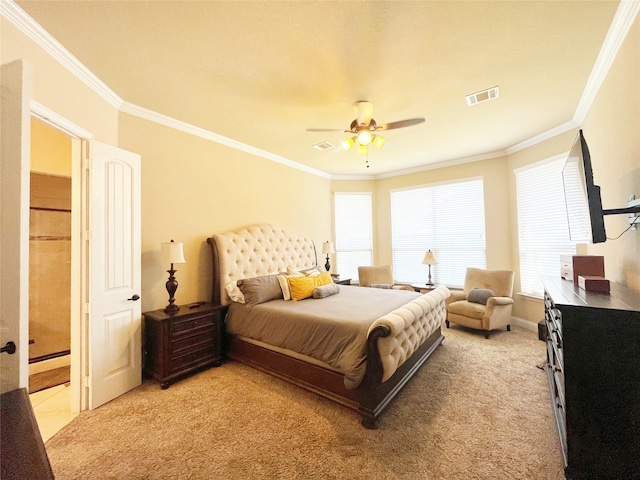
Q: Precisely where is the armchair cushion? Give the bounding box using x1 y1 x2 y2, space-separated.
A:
467 288 494 305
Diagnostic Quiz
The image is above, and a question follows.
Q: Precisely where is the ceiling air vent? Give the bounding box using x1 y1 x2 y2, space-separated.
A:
466 86 500 106
312 141 334 151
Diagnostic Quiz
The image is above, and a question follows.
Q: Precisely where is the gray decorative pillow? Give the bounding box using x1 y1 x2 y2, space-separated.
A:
467 288 494 305
237 274 283 304
370 283 392 289
312 283 340 299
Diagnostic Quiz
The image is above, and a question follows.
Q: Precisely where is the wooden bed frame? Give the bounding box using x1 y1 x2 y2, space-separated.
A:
207 228 444 429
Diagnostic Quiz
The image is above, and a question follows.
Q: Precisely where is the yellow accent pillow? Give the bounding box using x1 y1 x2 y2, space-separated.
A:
288 272 333 301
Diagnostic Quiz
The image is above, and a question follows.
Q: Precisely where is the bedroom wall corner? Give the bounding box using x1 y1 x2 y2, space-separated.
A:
117 113 332 312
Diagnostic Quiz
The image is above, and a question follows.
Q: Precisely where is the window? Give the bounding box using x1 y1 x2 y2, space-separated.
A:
333 192 373 281
515 155 575 296
390 178 486 286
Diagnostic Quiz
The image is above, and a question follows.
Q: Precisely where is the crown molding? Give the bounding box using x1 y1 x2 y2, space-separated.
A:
120 103 331 179
4 0 637 180
505 120 578 155
573 0 640 124
1 0 123 110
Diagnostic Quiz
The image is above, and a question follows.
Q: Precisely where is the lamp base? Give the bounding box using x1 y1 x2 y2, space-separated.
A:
164 303 179 313
325 254 331 272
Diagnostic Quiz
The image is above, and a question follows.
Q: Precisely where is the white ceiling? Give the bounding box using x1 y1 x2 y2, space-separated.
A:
14 1 622 177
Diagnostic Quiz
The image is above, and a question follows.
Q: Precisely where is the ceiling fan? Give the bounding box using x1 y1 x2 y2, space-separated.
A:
307 101 425 157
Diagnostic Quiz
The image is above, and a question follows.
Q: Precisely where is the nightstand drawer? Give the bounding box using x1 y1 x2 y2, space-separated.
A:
170 314 215 337
170 348 218 374
170 332 216 358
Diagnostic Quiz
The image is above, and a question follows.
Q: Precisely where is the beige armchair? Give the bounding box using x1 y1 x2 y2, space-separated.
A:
357 265 414 292
446 268 514 339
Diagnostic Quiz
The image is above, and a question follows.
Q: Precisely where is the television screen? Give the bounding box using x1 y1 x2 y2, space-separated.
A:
562 130 607 243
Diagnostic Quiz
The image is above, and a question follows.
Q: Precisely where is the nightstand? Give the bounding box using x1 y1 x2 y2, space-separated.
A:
336 278 352 285
411 283 441 293
143 303 224 389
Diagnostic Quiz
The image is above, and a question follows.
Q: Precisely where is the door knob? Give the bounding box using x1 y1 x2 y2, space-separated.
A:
1 341 16 355
127 294 140 301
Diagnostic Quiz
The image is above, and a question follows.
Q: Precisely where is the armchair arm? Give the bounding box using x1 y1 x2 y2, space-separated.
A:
482 296 515 330
446 289 466 307
486 296 514 307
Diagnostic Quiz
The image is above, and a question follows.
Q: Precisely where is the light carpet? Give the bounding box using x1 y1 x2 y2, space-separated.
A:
45 325 565 479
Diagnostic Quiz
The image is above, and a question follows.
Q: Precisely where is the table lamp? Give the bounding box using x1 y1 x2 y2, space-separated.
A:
422 249 437 286
161 239 186 312
321 241 335 271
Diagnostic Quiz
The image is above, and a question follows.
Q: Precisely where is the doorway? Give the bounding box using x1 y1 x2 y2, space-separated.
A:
28 118 72 393
27 117 78 439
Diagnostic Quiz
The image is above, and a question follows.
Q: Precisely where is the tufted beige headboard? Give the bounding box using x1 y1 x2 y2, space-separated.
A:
207 224 318 306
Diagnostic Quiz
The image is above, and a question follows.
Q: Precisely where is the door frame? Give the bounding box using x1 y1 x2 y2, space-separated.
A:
31 101 93 412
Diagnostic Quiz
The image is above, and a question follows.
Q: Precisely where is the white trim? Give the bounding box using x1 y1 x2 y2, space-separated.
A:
120 102 331 179
31 100 94 140
0 0 123 110
573 0 640 124
511 316 539 334
512 152 569 175
3 0 638 180
506 121 578 155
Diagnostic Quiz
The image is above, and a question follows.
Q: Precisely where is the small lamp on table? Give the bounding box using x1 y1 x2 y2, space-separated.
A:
161 239 186 313
422 249 437 286
321 241 335 272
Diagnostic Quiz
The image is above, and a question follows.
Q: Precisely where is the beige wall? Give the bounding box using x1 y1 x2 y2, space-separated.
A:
30 118 72 176
1 20 119 145
4 10 638 323
118 114 332 312
580 14 640 291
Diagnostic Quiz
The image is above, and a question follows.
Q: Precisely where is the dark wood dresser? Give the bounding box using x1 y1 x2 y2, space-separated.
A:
542 275 640 479
143 303 224 389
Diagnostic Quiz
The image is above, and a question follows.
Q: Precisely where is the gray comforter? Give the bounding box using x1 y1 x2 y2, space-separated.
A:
226 285 420 389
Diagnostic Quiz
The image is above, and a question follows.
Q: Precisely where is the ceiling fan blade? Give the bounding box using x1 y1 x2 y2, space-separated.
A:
356 101 374 126
306 128 344 132
377 118 425 131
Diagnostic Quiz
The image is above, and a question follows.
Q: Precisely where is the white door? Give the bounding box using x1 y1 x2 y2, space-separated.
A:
87 141 141 409
0 60 31 394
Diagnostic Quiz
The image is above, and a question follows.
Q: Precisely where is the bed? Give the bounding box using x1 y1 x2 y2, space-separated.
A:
207 224 449 428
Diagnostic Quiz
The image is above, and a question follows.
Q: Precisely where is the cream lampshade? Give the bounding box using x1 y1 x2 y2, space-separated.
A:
161 240 186 313
321 241 335 271
422 249 437 285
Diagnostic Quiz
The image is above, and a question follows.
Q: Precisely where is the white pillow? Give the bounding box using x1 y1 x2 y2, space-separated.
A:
278 275 293 301
287 266 322 277
226 280 245 303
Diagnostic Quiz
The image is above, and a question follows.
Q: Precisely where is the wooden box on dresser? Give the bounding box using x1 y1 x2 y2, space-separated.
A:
143 303 224 389
542 275 640 479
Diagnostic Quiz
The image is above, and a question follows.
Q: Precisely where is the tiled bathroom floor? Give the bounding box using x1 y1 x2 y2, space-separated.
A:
29 383 78 442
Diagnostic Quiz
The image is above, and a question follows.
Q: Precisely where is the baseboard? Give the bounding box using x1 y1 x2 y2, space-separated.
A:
511 316 538 333
29 354 70 375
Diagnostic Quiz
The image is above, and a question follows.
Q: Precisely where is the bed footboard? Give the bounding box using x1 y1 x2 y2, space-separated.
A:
358 287 450 429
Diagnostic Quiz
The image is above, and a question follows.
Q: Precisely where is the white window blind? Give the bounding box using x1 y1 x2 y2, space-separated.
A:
390 178 486 286
515 156 576 296
333 192 373 281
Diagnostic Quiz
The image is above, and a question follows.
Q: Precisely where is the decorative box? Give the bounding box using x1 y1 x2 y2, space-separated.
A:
560 255 605 284
578 275 610 294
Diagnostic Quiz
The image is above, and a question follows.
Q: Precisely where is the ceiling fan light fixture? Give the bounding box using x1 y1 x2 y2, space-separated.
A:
356 144 368 156
357 130 373 146
341 137 355 151
372 135 386 149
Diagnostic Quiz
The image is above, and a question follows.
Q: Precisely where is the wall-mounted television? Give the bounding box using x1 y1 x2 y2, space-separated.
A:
562 129 640 243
